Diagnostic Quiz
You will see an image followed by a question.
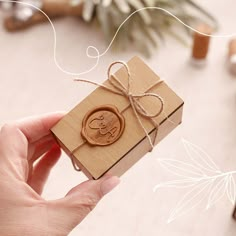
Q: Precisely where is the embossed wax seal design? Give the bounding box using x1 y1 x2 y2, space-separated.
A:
81 105 125 146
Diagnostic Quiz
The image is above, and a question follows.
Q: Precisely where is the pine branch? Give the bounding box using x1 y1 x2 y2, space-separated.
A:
82 0 217 56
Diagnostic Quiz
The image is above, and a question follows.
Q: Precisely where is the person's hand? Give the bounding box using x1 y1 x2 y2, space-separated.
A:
0 113 120 236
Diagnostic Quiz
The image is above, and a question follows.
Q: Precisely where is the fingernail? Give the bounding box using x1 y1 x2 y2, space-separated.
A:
101 176 120 195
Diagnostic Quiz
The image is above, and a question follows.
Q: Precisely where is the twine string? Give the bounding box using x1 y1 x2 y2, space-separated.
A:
72 61 164 171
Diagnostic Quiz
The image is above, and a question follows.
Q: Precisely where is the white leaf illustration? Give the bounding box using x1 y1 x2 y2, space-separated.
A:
155 140 236 222
206 176 228 209
182 139 221 174
167 179 213 223
226 174 236 205
158 159 205 179
153 179 199 192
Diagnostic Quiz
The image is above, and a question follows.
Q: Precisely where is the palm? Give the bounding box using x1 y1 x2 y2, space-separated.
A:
0 113 119 236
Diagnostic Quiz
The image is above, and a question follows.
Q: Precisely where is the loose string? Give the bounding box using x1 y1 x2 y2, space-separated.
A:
1 1 236 77
70 153 81 172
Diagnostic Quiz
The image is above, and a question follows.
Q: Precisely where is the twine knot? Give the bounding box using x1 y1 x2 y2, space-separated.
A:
107 61 164 150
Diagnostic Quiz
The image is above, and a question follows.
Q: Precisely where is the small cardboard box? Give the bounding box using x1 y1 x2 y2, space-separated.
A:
51 56 184 179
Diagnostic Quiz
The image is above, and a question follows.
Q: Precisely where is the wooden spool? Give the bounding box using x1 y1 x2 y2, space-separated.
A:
192 24 212 60
4 0 83 31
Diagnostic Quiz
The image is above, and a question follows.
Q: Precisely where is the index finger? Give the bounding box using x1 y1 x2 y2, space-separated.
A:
16 112 65 143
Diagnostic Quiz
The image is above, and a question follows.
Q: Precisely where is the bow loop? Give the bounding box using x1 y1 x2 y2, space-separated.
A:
133 93 164 118
108 61 164 119
107 61 164 150
107 61 131 95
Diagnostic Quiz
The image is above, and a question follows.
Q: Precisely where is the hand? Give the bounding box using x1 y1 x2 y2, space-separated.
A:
0 113 120 236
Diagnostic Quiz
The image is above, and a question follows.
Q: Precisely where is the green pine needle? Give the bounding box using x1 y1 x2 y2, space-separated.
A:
82 0 217 56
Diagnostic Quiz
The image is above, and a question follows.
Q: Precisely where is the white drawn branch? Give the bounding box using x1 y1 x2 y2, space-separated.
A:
153 139 236 223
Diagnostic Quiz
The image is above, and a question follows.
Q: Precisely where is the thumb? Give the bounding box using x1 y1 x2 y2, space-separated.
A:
66 174 120 198
48 175 120 233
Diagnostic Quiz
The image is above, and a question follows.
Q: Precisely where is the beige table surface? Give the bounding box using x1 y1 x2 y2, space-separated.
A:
1 0 236 235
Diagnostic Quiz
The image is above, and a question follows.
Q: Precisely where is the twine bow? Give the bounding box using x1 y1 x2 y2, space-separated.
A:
72 61 164 171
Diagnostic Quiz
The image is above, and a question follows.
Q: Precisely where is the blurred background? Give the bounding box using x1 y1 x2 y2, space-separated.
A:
1 0 236 235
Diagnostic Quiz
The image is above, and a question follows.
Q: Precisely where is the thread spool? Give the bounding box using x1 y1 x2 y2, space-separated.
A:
0 2 15 11
191 24 212 67
4 12 46 31
228 39 236 75
4 0 83 32
42 0 83 16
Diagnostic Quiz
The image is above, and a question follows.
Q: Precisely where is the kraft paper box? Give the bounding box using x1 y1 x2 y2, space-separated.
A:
51 56 184 179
